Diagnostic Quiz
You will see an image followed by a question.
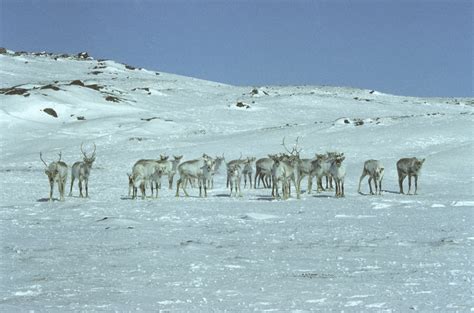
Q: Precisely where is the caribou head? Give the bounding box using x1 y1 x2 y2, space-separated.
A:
40 151 62 180
81 143 96 165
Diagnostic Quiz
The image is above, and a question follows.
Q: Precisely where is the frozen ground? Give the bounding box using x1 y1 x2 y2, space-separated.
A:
0 51 473 311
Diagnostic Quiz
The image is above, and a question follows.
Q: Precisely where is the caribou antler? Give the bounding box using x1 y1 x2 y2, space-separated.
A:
91 143 96 157
281 136 302 156
39 152 48 167
81 142 87 158
81 142 96 159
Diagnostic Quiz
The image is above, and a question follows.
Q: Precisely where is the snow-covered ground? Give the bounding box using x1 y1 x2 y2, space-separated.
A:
1 51 473 311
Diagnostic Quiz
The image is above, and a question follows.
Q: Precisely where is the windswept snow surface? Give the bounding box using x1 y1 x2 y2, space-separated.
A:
1 52 473 311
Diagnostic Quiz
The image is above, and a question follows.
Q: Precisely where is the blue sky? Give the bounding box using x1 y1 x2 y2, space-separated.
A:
1 0 472 97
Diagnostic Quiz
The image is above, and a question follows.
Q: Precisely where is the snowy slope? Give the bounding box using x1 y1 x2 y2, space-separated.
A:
0 50 473 311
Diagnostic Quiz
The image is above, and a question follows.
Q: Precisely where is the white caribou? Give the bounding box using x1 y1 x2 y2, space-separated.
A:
40 151 68 201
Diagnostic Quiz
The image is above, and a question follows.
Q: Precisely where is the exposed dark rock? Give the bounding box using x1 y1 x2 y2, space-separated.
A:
40 84 60 91
77 116 86 120
85 84 103 91
93 64 107 69
141 117 159 122
33 52 50 56
69 81 102 91
70 80 85 87
0 87 29 95
131 87 151 95
0 47 6 54
43 108 58 118
77 52 89 59
105 95 120 102
236 101 250 109
89 71 102 75
132 87 150 92
353 96 371 102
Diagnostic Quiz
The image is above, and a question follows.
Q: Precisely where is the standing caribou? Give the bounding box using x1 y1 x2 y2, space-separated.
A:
145 154 184 190
69 143 96 198
227 155 255 189
227 164 242 197
329 155 346 197
127 173 134 197
40 151 68 201
254 157 274 189
308 154 327 194
164 155 183 189
270 137 301 199
131 162 166 199
226 154 247 188
358 159 384 195
308 152 344 194
242 157 255 188
295 157 316 196
176 156 215 197
131 155 168 199
208 154 225 189
397 157 425 195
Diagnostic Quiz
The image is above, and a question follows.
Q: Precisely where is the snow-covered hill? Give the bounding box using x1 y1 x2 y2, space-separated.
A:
1 50 473 311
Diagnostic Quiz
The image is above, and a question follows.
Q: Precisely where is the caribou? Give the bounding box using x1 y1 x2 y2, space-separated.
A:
397 157 425 195
176 157 215 197
242 157 256 188
324 152 343 190
130 163 147 199
208 154 225 189
254 157 274 189
270 137 301 199
308 152 343 194
272 154 301 199
155 155 183 189
329 155 346 198
131 157 168 199
226 154 247 188
40 151 68 201
358 159 384 195
127 173 134 197
227 155 255 189
295 157 316 196
227 164 242 197
69 143 96 198
308 154 327 194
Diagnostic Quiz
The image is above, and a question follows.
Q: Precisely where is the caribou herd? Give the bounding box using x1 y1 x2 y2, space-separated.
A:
39 139 426 201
